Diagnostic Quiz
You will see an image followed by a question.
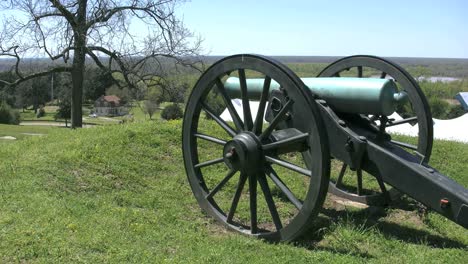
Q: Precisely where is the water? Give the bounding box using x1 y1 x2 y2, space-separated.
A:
370 75 461 83
417 76 460 82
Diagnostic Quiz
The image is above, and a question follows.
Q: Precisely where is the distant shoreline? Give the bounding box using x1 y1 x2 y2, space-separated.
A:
1 55 468 78
203 55 468 64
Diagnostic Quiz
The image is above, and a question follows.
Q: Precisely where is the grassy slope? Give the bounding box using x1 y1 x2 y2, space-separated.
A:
0 121 467 263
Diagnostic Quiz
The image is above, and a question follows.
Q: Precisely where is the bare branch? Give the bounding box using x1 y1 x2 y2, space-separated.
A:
87 45 135 89
33 12 64 21
0 0 204 128
86 1 174 29
48 0 77 28
0 66 72 86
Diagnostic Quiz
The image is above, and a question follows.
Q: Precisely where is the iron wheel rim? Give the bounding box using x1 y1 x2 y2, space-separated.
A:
183 54 330 241
318 55 433 205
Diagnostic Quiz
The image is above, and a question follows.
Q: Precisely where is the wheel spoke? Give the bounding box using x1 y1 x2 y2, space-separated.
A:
253 76 271 134
259 100 293 141
238 69 253 131
227 173 248 223
316 56 432 207
202 102 237 137
390 140 418 150
265 155 311 177
262 132 309 151
266 165 302 209
194 133 227 145
206 169 237 199
356 168 363 196
249 173 258 234
194 157 224 169
215 78 244 131
386 116 418 127
357 66 363 78
335 163 347 188
258 172 282 231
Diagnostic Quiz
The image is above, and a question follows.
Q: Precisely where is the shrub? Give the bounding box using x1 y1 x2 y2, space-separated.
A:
0 101 20 125
143 100 159 120
446 104 466 119
428 96 449 119
36 107 45 118
204 90 225 119
54 100 71 127
161 103 183 120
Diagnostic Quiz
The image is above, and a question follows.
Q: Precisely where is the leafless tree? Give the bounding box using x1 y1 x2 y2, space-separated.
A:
0 0 203 128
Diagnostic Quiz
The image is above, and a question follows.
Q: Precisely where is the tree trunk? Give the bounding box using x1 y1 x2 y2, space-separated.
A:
71 44 85 128
70 0 88 128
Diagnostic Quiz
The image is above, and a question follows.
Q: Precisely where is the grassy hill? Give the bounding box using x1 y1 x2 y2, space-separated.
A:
0 121 467 262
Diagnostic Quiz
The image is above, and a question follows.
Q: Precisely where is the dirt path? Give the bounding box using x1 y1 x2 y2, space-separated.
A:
20 121 94 128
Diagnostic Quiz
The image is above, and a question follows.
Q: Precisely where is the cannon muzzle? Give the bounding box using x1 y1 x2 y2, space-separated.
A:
224 77 408 116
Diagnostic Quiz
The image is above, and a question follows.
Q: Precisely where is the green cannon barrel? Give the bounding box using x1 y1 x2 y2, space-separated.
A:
224 77 408 115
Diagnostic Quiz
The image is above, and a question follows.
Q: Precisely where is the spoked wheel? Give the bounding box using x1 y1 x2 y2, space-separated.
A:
318 55 433 205
183 54 330 241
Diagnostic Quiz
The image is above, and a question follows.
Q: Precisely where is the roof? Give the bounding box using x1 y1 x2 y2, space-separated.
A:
96 95 121 107
455 92 468 111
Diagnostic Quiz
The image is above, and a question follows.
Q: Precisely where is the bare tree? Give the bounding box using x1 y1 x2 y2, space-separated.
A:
0 0 203 128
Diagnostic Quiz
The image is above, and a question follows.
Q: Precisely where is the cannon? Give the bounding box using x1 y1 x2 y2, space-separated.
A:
182 54 467 241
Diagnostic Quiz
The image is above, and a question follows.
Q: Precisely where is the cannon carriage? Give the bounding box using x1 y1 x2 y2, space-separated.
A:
182 54 467 241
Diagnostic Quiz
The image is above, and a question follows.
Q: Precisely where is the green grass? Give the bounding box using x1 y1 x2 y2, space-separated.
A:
0 124 56 145
20 109 57 121
0 121 467 262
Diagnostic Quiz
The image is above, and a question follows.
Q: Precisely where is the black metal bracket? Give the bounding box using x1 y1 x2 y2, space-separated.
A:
315 100 367 170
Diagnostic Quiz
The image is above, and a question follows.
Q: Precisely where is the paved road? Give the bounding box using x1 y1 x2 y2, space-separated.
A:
20 121 94 128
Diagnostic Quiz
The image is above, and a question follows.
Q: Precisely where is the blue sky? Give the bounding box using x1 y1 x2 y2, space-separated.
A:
178 0 467 58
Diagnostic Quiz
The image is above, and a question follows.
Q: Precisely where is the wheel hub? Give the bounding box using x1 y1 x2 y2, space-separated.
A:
223 132 263 173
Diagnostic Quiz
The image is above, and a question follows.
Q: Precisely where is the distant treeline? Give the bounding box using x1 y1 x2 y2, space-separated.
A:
204 56 468 78
2 55 468 77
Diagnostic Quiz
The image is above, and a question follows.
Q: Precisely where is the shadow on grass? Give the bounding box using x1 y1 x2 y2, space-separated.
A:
292 199 466 257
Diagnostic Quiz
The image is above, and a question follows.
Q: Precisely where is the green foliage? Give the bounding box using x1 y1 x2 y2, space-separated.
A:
142 100 158 119
405 61 468 78
83 68 114 101
286 63 329 77
407 65 431 77
36 107 45 118
0 101 20 125
418 79 468 119
161 103 183 120
106 85 131 105
446 104 466 119
420 80 468 99
428 98 466 120
428 97 450 119
54 100 71 126
13 76 51 112
203 89 225 119
147 75 194 104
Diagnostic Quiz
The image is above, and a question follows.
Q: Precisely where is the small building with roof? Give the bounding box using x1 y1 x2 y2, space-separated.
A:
94 95 128 116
